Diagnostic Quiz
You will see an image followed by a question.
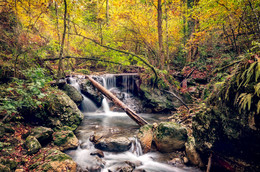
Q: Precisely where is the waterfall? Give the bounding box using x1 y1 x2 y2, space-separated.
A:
80 95 98 112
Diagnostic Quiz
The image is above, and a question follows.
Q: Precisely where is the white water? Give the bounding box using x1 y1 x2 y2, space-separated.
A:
67 75 201 172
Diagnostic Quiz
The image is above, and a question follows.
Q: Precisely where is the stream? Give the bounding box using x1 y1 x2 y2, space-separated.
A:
65 75 201 172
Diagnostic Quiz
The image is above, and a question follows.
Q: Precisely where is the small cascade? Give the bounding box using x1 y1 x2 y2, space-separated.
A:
122 75 135 93
102 98 110 113
80 95 98 112
104 74 116 90
68 77 80 91
130 137 143 156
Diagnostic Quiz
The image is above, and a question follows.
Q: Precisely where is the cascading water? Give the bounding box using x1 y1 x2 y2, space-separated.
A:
67 75 201 172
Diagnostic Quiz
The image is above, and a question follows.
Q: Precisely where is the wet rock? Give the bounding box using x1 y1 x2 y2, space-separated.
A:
137 124 153 153
183 157 189 164
80 80 103 107
185 136 203 167
24 136 41 155
153 122 188 152
115 163 134 172
30 126 53 145
60 84 83 106
168 158 182 165
94 136 131 152
125 160 142 168
90 150 104 158
29 148 77 171
139 85 181 113
53 130 78 151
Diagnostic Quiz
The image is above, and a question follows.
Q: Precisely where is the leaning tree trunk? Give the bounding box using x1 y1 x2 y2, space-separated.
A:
86 75 149 126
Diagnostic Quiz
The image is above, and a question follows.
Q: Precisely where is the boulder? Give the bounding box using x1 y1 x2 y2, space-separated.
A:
94 136 131 152
24 136 41 155
60 84 83 106
33 90 84 131
80 80 103 107
153 122 187 152
185 136 203 167
139 85 182 113
137 124 153 153
30 127 53 145
29 148 77 172
53 130 78 151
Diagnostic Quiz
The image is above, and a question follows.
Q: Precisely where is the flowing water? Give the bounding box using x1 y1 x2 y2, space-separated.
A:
66 75 201 172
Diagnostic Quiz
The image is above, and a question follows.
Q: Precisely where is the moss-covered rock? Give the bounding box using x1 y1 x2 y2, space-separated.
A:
53 130 78 151
139 85 182 113
29 148 77 172
94 136 131 152
30 126 53 145
25 136 41 155
29 89 84 131
80 79 103 107
137 124 153 153
153 122 187 152
60 84 83 106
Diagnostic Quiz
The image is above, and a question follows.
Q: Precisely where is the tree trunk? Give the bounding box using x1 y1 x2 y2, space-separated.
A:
157 0 164 69
106 0 109 24
86 76 149 126
58 0 67 78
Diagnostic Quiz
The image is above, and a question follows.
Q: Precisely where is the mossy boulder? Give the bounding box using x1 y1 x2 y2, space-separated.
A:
29 148 77 172
53 130 78 151
137 124 153 153
25 136 41 155
94 136 131 152
31 89 84 131
139 85 181 113
80 80 103 107
153 122 188 152
30 127 53 145
60 84 83 106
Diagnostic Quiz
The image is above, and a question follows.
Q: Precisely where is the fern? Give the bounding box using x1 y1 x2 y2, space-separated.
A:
256 62 260 82
255 83 260 97
237 93 252 113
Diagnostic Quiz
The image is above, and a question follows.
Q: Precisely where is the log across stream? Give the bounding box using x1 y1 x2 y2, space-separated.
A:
65 75 201 172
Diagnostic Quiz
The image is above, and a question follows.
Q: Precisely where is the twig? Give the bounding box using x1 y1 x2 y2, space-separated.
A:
206 153 213 172
163 90 189 110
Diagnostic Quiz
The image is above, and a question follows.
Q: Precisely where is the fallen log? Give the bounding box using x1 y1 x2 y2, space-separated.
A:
86 75 149 126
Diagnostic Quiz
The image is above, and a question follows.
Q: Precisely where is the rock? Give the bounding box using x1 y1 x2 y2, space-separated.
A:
24 136 41 155
153 122 188 152
125 160 142 168
0 164 10 172
53 130 78 151
185 136 203 167
60 84 83 106
115 163 134 172
183 157 189 164
80 80 103 107
33 90 84 131
168 158 182 165
29 148 77 172
137 124 153 153
90 150 104 158
94 136 131 152
139 85 181 113
30 127 53 145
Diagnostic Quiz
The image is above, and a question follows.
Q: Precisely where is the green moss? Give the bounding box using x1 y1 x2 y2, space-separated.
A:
47 153 71 162
53 131 74 146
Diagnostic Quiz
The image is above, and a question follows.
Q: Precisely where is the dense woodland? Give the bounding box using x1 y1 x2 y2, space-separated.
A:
0 0 260 171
